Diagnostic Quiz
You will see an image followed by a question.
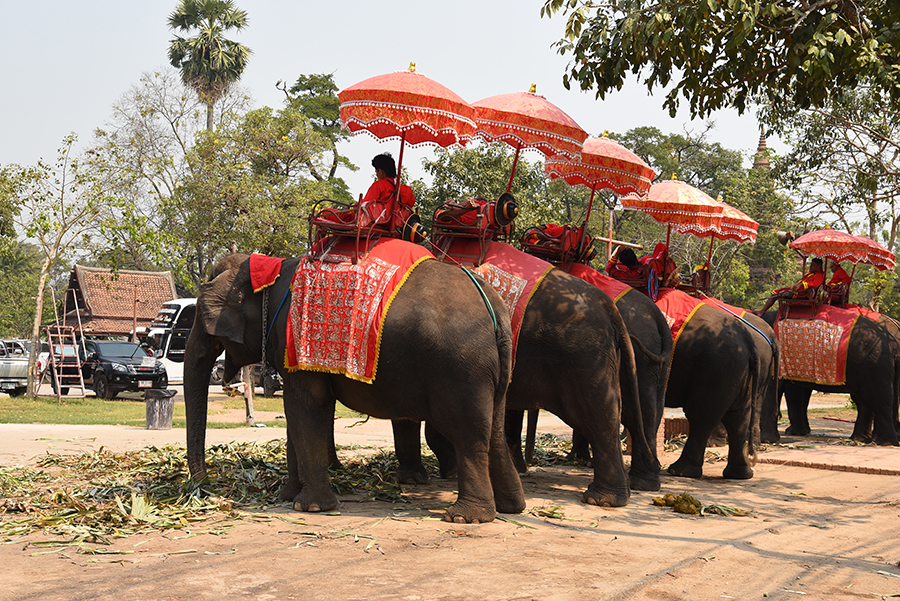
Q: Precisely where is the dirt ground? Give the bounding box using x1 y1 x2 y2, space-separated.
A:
2 391 900 601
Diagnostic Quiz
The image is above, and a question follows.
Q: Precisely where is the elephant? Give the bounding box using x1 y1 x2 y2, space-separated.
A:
661 294 770 479
760 310 900 445
183 250 527 523
513 277 673 476
394 266 659 508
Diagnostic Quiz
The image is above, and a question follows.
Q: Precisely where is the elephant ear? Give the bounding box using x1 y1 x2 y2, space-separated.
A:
198 256 252 345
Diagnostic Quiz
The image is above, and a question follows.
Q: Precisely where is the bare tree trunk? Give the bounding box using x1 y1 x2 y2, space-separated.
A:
206 100 214 132
26 258 53 397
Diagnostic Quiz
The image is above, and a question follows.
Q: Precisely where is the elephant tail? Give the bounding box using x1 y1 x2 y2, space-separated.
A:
614 306 657 481
747 346 762 466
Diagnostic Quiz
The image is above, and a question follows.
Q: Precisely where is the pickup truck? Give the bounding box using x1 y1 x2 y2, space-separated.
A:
0 339 30 396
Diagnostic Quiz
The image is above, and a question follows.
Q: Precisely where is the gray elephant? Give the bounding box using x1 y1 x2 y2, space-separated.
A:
395 266 658 507
183 250 527 523
661 293 770 479
760 310 900 445
512 269 672 478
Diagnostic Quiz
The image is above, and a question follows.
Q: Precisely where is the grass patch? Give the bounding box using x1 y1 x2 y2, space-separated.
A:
0 393 362 427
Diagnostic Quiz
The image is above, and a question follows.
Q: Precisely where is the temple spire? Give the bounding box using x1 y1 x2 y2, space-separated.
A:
753 127 770 170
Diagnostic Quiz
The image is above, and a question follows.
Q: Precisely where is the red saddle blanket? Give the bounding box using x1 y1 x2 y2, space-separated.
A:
653 288 706 350
774 305 858 386
565 263 634 303
442 239 553 361
250 253 285 293
285 238 433 383
844 303 881 321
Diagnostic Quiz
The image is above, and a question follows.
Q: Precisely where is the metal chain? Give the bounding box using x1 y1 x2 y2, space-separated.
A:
261 288 270 367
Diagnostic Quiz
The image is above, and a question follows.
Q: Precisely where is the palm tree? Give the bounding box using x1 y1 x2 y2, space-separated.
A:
167 0 251 131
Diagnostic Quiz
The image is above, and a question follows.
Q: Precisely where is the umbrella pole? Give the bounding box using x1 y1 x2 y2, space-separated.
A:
506 145 521 194
706 237 714 269
607 206 614 262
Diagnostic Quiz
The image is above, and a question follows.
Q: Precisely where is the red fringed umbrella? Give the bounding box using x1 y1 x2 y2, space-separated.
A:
339 64 476 182
472 85 587 192
620 178 725 243
669 195 759 269
545 133 656 198
790 229 896 271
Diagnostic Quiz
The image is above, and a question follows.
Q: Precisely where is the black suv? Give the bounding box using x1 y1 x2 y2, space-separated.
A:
82 340 168 399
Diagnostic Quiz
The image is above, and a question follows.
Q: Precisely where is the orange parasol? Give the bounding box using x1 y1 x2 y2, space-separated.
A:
669 195 759 270
472 85 588 193
790 229 896 271
339 64 476 183
620 178 726 245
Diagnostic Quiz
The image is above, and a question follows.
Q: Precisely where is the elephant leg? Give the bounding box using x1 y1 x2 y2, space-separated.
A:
505 409 528 474
424 422 457 478
784 385 812 436
392 419 429 485
566 429 592 464
759 380 782 443
720 406 754 480
851 396 875 443
277 428 302 502
487 395 526 516
668 404 716 479
863 393 899 446
282 383 340 513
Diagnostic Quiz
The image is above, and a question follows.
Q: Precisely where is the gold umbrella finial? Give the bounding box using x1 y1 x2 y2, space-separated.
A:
672 173 678 181
716 194 723 202
529 83 537 94
409 62 416 73
602 130 610 138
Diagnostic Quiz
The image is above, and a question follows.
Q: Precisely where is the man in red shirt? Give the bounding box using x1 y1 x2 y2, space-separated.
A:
828 263 852 286
753 258 825 315
318 153 415 228
606 246 644 280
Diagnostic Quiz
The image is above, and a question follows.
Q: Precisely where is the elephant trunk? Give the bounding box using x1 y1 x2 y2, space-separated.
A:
184 322 221 481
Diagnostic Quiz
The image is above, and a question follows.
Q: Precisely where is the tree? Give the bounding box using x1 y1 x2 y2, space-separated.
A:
0 242 56 338
1 135 125 395
279 73 357 187
763 85 900 251
163 105 336 291
415 144 591 233
168 0 251 131
541 0 900 117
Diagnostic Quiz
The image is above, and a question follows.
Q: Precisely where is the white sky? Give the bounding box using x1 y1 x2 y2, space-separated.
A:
0 0 777 196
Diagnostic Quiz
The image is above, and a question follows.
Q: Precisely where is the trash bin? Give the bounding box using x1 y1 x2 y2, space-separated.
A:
145 388 177 430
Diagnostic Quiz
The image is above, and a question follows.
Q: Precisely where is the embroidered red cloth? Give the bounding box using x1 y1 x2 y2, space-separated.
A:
774 304 858 385
285 238 433 383
250 253 286 293
566 263 633 303
653 288 706 349
440 239 553 360
844 303 881 321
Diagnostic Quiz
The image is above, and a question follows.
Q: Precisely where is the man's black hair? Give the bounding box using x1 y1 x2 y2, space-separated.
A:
372 153 397 179
811 258 824 267
619 248 638 267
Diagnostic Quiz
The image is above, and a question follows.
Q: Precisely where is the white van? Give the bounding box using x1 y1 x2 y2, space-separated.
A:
146 298 197 385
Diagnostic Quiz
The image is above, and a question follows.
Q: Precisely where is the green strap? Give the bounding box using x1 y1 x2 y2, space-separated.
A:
460 266 498 335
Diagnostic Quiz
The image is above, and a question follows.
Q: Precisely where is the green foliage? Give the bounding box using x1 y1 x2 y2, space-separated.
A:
285 73 358 182
541 0 900 117
163 106 337 291
168 0 252 130
415 144 592 233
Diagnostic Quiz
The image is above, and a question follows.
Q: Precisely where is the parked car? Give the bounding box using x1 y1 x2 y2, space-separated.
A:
81 340 168 399
0 339 30 396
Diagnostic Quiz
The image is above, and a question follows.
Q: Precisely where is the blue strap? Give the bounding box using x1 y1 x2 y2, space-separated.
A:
715 303 774 350
460 266 498 335
265 286 292 351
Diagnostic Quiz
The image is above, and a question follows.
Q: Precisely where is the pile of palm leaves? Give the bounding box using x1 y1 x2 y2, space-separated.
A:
0 434 575 543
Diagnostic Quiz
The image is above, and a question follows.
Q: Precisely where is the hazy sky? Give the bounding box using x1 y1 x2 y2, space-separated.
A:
1 0 774 195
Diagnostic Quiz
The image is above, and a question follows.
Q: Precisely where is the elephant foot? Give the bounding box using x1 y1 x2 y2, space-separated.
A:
494 486 526 515
722 463 754 479
438 460 458 480
582 485 629 507
759 429 780 444
667 458 703 479
784 424 811 436
277 481 302 503
291 489 338 513
396 467 429 485
873 435 900 447
628 469 661 492
444 500 496 524
512 454 528 475
850 432 873 444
